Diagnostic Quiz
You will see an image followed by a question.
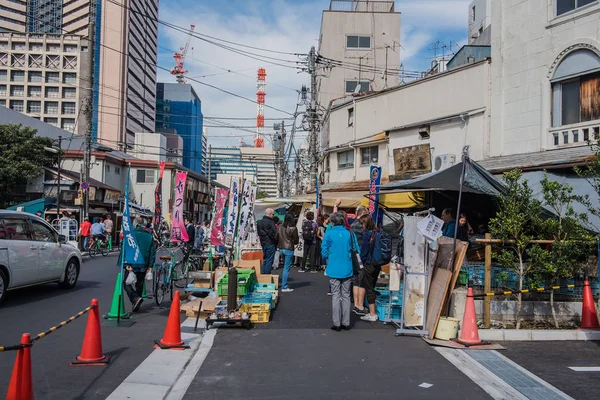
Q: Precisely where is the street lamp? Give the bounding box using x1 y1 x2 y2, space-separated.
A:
44 135 62 219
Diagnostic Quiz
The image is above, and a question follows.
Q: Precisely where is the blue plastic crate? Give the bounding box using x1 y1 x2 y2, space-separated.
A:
254 282 277 291
376 299 401 321
242 292 274 309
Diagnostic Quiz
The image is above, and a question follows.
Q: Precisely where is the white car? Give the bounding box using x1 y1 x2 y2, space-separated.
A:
0 210 82 305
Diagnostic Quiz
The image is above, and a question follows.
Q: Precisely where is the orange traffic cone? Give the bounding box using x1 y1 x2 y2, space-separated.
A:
456 287 487 346
6 333 33 400
71 299 110 366
155 291 189 350
580 280 600 330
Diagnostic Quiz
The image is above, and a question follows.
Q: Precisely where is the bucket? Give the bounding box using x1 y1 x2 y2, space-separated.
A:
435 317 460 340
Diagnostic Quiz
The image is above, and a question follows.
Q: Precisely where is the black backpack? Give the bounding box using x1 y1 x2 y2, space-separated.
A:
302 220 315 242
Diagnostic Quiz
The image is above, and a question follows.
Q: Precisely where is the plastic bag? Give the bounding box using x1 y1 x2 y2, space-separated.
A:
126 271 137 286
145 270 153 281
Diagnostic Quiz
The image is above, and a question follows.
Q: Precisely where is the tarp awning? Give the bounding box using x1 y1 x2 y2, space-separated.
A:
381 158 506 197
321 191 422 209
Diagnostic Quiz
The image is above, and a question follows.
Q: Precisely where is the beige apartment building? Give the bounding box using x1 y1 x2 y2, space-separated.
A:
0 32 91 134
0 0 159 148
317 0 401 109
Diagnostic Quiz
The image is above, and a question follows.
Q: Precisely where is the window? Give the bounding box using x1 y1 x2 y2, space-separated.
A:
346 35 371 49
46 43 60 52
361 146 378 165
0 42 7 50
61 118 75 132
105 165 110 172
0 100 5 107
551 49 600 127
45 101 58 114
28 71 42 83
0 84 5 96
28 86 41 97
63 44 77 53
63 73 76 84
556 0 596 16
573 130 579 142
45 71 59 83
11 42 25 51
27 101 41 113
62 102 75 114
553 132 560 145
345 80 370 94
115 167 121 175
11 70 24 82
136 169 155 183
44 117 58 127
0 218 31 241
62 87 76 99
29 42 43 51
337 150 354 169
348 107 354 126
0 70 6 81
471 5 476 23
10 85 24 97
10 100 24 112
584 128 590 141
45 87 59 98
31 221 56 242
563 131 569 144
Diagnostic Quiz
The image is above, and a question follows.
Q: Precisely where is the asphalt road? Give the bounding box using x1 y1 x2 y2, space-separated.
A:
0 253 171 399
183 267 491 400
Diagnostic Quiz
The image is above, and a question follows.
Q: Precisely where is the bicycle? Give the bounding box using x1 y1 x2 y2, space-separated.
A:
154 254 176 306
88 237 109 257
172 246 204 289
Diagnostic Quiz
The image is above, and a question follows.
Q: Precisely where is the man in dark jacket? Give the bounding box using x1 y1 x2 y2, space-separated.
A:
185 216 195 247
257 208 278 274
123 216 157 312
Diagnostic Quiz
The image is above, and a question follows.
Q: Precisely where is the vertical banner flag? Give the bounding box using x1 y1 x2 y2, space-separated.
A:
210 188 228 246
238 181 257 242
368 165 382 225
315 174 320 216
122 168 144 265
171 171 188 243
152 161 165 234
225 178 240 246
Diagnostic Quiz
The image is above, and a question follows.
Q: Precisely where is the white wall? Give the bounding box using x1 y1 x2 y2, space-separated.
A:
131 132 167 162
317 8 400 107
128 166 173 214
491 0 600 157
468 0 492 45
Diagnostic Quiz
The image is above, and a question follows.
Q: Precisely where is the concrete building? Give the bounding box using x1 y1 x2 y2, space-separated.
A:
0 32 91 134
491 0 600 158
317 0 400 108
319 60 492 191
468 0 492 46
210 146 278 197
156 82 204 174
0 0 159 149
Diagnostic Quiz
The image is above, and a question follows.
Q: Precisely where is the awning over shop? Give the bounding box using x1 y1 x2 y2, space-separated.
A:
381 159 506 197
321 191 422 209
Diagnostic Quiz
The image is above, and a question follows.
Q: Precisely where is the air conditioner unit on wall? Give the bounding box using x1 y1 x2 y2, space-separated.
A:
434 154 456 172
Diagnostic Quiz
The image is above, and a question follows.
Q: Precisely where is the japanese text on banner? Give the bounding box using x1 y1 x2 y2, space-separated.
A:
225 178 240 246
210 188 228 246
171 171 188 243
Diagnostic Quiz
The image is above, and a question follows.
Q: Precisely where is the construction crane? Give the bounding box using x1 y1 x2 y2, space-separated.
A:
170 24 195 84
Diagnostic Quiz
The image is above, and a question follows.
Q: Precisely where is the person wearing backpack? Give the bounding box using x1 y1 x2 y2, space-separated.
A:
359 214 392 322
299 211 318 273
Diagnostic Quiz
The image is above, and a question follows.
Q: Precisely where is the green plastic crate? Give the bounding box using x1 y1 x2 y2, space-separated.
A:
217 278 253 296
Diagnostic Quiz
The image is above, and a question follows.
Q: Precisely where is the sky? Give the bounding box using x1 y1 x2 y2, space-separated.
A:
156 0 472 149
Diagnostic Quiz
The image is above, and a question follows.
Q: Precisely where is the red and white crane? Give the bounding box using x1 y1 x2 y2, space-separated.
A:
254 68 266 148
170 24 195 84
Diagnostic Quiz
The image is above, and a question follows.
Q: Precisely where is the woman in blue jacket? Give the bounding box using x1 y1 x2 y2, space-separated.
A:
321 212 360 331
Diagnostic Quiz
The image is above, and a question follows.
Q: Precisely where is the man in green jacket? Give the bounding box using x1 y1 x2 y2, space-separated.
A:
122 216 157 312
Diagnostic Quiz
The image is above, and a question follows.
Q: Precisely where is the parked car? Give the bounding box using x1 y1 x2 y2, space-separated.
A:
0 210 82 305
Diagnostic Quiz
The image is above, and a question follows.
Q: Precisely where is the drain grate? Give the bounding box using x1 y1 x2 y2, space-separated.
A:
464 350 573 400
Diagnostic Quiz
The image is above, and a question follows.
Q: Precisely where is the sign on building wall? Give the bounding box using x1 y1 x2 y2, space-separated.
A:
392 144 432 179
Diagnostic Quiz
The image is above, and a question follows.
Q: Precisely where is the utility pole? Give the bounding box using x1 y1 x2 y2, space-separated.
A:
207 144 212 211
83 22 95 221
308 46 318 190
57 135 62 218
280 120 286 197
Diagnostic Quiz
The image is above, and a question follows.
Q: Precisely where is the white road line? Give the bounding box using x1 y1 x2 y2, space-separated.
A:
435 348 528 400
568 366 600 372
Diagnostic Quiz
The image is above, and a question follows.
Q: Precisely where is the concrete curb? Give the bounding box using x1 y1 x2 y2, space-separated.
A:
469 329 600 341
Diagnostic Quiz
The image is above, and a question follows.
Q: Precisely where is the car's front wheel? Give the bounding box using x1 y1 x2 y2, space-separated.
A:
59 258 79 289
0 269 7 305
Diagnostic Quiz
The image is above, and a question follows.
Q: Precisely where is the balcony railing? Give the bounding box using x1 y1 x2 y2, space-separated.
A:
329 0 394 12
549 120 600 148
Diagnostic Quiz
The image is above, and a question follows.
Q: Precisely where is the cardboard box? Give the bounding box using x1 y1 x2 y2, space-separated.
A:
257 274 279 289
190 271 213 289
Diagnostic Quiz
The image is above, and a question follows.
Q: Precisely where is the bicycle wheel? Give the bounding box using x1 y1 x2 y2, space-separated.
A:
154 269 164 306
100 243 109 257
89 243 97 258
173 261 190 288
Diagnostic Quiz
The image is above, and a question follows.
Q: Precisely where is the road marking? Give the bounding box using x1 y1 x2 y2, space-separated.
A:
568 366 600 372
435 348 527 400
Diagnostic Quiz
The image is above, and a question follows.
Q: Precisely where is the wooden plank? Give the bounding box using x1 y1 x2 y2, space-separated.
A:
441 239 469 317
484 233 492 329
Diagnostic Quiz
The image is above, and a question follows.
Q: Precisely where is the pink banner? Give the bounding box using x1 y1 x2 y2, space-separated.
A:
171 171 188 243
210 188 228 246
